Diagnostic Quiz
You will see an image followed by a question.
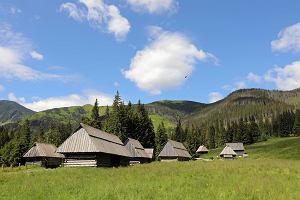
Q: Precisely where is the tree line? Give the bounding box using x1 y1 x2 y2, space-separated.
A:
1 90 299 165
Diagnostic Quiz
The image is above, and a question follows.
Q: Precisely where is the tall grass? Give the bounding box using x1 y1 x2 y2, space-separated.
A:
0 159 299 200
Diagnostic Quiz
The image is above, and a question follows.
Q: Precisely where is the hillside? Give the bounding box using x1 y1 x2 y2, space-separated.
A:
1 88 300 133
0 100 35 125
1 137 299 200
185 88 300 125
202 137 300 160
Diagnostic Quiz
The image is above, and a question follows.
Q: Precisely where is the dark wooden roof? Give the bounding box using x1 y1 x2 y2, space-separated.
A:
23 143 64 158
124 138 149 158
226 143 245 151
158 140 191 158
57 123 131 157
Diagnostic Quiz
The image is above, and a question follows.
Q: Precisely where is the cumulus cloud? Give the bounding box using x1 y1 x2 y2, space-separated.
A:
0 24 63 81
8 92 26 103
60 0 130 40
30 50 44 61
247 72 261 83
123 27 217 95
126 0 177 14
9 90 113 112
271 22 300 53
208 92 223 103
264 61 300 90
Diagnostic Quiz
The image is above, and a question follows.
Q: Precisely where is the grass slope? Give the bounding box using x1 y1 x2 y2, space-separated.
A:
0 137 299 200
202 137 300 160
0 160 299 200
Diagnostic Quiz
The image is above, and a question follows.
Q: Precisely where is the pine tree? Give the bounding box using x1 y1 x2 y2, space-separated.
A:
207 126 216 149
293 109 300 136
155 122 168 158
174 118 185 142
135 101 156 148
90 99 102 129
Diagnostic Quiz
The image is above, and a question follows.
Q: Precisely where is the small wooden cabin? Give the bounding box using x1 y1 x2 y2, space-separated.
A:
57 123 131 167
226 143 245 156
196 145 209 155
220 146 237 160
23 143 64 168
158 140 191 161
124 138 151 164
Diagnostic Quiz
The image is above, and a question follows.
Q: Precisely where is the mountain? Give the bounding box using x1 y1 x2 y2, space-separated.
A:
0 100 35 125
185 88 300 126
145 100 206 121
1 88 300 132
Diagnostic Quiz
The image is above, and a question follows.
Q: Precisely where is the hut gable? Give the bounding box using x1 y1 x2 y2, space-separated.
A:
57 123 131 157
124 138 149 158
24 143 63 158
220 146 237 157
159 140 192 159
196 145 209 154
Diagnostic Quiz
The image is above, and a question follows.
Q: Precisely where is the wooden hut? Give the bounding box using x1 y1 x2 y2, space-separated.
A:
226 143 245 156
158 140 192 161
57 123 131 167
196 145 209 155
144 148 154 160
220 146 237 160
23 143 64 168
124 138 151 164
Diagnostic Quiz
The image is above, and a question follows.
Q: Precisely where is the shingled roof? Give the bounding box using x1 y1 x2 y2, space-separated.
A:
196 145 209 153
57 123 131 157
226 143 245 151
124 138 149 158
23 143 64 158
158 140 192 158
220 146 237 157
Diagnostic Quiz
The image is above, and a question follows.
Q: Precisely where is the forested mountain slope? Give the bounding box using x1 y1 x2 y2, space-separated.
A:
185 88 300 126
0 101 35 125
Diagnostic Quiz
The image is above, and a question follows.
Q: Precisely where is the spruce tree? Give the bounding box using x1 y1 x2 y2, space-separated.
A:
174 118 185 142
90 99 102 129
207 126 216 149
293 109 300 136
155 122 168 158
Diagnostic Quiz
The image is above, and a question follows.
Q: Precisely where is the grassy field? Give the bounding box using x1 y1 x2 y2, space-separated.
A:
0 137 299 200
202 137 300 160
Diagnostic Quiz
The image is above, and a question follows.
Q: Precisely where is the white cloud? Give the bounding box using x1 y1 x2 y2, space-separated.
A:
30 51 44 61
126 0 177 14
0 24 63 81
9 6 22 15
60 0 130 40
271 22 300 53
264 61 300 90
235 81 246 90
10 90 113 112
247 72 261 83
8 92 26 103
208 92 223 103
59 2 85 21
123 27 217 95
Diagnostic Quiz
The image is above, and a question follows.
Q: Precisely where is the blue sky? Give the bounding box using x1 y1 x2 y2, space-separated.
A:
0 0 300 111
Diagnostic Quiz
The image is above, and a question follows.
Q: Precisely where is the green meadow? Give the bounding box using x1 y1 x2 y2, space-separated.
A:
0 137 299 200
